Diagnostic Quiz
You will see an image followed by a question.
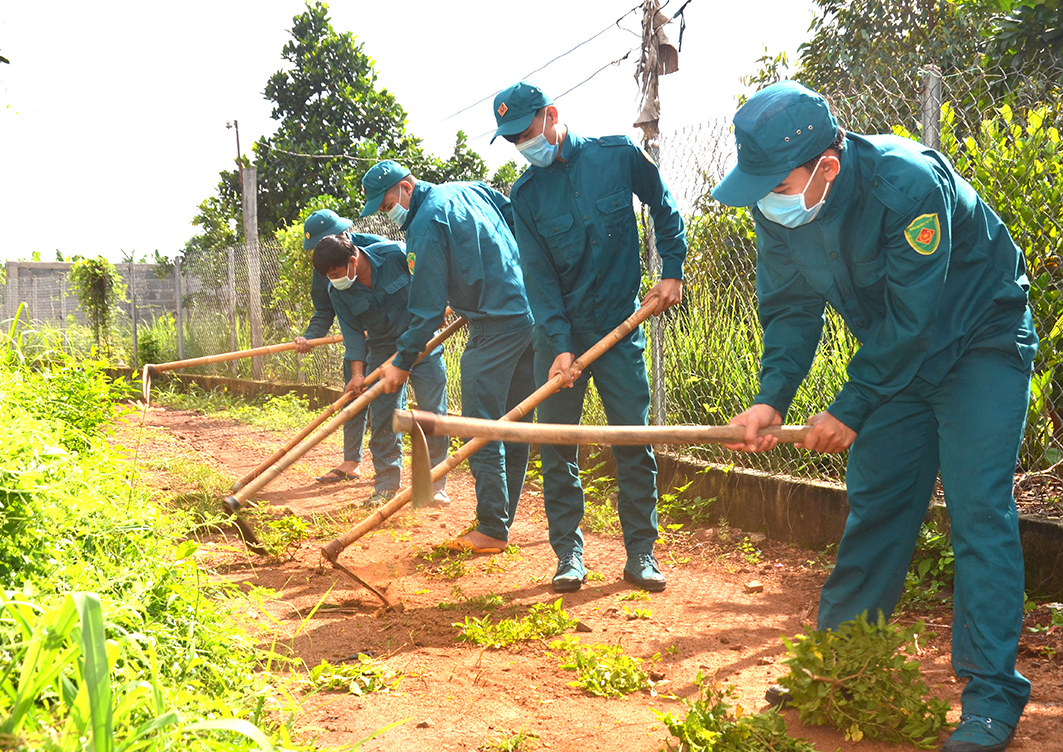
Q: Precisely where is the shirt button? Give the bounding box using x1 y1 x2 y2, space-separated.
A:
592 240 598 246
843 287 851 295
830 252 839 259
583 215 589 221
574 192 580 197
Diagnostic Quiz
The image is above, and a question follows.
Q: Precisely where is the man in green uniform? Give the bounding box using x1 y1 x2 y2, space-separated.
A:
360 160 537 555
311 233 449 507
491 81 687 592
714 81 1036 752
295 209 382 482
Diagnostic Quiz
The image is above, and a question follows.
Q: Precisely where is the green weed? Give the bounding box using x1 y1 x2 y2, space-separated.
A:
554 641 653 697
437 588 506 612
655 674 816 752
480 726 539 751
897 520 955 611
618 591 652 602
456 599 577 648
302 656 400 696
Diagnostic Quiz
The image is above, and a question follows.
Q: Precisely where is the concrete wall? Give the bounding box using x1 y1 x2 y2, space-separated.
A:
3 261 178 325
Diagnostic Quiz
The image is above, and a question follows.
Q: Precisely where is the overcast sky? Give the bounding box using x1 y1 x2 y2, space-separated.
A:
0 0 817 263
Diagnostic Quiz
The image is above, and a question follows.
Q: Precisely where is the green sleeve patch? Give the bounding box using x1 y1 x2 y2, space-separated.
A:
407 252 416 275
904 213 941 255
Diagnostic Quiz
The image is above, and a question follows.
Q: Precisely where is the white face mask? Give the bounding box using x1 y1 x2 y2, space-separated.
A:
328 257 356 290
757 156 833 228
386 183 409 226
516 114 560 168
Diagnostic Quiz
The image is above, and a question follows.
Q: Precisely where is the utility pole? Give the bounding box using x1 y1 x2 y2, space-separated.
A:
634 0 680 427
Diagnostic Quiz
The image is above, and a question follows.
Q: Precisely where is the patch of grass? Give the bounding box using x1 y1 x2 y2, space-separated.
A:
655 674 817 752
249 509 311 559
737 536 763 565
480 726 539 752
618 591 651 602
302 656 400 696
623 606 652 620
456 599 577 648
553 641 655 697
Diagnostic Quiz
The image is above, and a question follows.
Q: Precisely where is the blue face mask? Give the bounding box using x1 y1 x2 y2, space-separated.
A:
516 116 560 168
757 157 832 228
386 184 409 226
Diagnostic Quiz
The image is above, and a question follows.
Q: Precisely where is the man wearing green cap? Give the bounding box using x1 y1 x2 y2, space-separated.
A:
714 80 1036 752
490 81 687 593
311 232 450 508
295 209 384 482
360 159 537 555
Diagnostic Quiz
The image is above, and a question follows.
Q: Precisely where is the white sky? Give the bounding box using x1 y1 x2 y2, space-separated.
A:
0 0 817 263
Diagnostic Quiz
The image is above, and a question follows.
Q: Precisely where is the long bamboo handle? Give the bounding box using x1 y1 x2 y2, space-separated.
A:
145 334 344 375
223 317 468 506
230 316 467 491
393 410 811 445
320 302 657 563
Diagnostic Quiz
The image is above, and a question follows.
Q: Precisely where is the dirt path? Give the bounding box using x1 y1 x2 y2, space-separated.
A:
128 405 1063 752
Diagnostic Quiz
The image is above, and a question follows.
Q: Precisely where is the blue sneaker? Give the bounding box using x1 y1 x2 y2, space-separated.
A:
941 715 1015 752
623 553 666 592
552 552 587 592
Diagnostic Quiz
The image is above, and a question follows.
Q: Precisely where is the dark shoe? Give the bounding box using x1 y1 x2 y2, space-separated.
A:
623 553 666 592
765 683 793 707
941 715 1015 752
552 552 587 593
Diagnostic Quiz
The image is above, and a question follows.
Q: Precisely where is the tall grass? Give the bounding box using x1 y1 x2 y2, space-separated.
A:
0 305 341 751
659 290 855 481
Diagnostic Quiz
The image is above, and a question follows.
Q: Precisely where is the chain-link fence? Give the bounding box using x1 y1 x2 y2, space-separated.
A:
2 59 1059 495
651 59 1063 487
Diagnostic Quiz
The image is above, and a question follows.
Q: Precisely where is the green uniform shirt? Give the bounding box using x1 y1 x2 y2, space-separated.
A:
510 130 686 358
754 132 1035 432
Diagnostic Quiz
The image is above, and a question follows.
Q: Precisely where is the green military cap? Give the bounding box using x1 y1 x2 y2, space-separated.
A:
303 209 352 250
491 81 552 143
360 160 412 217
713 81 838 207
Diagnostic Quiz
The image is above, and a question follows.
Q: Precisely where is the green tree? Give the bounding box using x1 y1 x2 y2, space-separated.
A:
68 257 127 356
187 1 492 256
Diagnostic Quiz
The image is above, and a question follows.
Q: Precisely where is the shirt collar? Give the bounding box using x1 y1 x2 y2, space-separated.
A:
404 180 433 229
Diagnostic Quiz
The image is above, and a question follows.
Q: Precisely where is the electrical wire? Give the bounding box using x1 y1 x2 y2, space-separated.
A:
435 3 643 125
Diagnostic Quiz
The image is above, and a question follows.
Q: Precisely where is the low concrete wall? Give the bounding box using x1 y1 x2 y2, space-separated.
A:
141 374 1063 600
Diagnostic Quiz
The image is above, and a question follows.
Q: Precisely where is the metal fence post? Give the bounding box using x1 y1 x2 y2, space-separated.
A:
921 64 943 150
59 272 67 327
175 258 185 361
227 245 238 377
242 167 264 379
129 263 139 368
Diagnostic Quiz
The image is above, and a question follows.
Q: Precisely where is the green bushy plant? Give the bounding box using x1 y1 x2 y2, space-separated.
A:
778 612 951 748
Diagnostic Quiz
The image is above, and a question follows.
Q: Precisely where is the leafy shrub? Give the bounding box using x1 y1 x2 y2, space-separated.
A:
778 612 951 748
68 256 128 356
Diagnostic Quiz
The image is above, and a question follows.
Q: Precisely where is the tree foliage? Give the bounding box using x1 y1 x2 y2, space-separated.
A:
68 257 127 355
186 1 496 257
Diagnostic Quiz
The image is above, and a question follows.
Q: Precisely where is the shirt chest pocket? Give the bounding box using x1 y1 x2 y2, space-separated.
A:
594 189 633 238
535 212 582 265
850 253 887 289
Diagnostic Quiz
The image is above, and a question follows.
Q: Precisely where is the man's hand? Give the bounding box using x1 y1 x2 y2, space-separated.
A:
549 352 581 388
345 362 367 396
724 403 784 452
799 411 857 454
293 336 312 354
380 363 410 394
642 278 683 316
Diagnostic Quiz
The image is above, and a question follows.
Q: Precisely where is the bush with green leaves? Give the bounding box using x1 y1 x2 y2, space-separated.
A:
555 641 654 698
778 612 951 748
655 674 816 752
68 256 128 356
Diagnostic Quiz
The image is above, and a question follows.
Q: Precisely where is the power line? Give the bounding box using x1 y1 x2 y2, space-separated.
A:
435 3 643 126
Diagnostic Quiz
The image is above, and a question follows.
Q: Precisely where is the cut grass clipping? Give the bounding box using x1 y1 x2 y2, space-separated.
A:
655 674 816 752
301 656 400 696
777 612 951 748
456 599 577 648
551 638 655 697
